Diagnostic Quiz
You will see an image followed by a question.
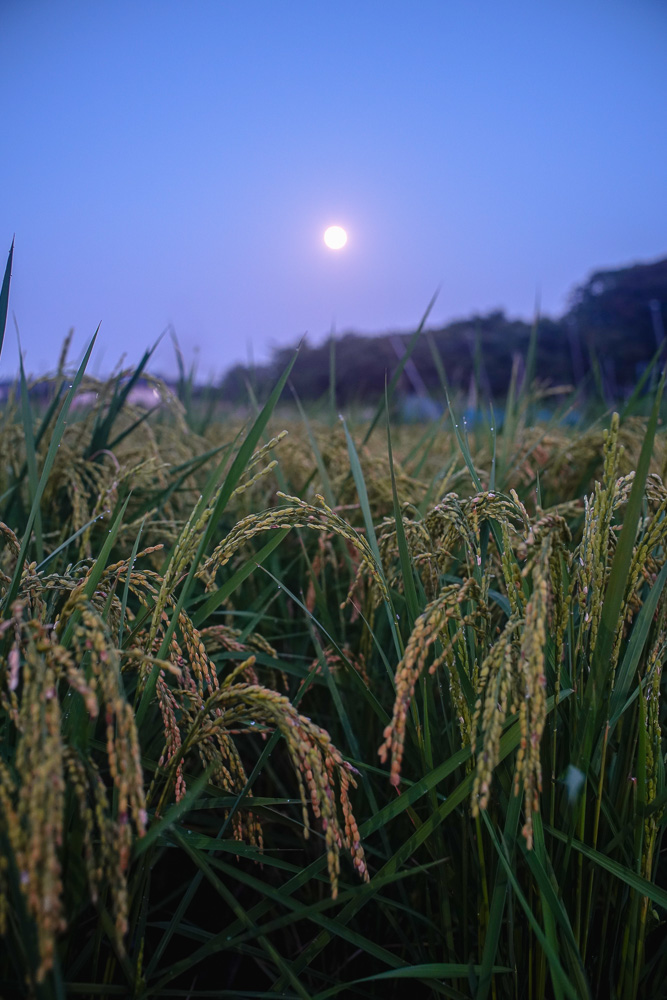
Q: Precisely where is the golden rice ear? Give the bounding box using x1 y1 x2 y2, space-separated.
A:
378 476 578 850
1 530 370 980
0 603 147 980
198 492 390 608
147 649 369 899
378 577 489 783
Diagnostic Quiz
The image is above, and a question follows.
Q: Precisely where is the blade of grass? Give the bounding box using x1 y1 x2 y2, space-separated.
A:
426 341 513 580
362 291 438 446
170 828 315 1000
545 826 667 909
2 379 67 513
291 385 336 508
386 385 420 628
489 404 498 491
330 962 514 985
271 772 476 992
135 346 299 729
499 354 520 484
205 855 452 990
329 328 336 428
118 519 145 646
132 768 214 859
273 692 572 991
620 338 666 419
34 513 107 572
2 328 98 612
608 558 667 728
476 775 522 1000
18 345 44 562
577 374 665 766
256 562 391 732
192 527 290 627
106 403 160 451
58 493 130 649
84 334 164 459
131 438 236 523
481 812 578 1000
340 415 401 659
0 238 13 361
519 298 540 403
526 813 591 999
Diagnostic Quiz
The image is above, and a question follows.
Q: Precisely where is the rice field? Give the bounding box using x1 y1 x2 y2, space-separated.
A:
1 248 666 999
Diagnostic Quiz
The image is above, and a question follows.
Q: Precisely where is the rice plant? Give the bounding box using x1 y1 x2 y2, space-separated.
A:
0 245 665 999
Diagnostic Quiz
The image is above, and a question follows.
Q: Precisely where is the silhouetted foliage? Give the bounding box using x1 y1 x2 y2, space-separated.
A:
218 255 667 404
567 257 667 391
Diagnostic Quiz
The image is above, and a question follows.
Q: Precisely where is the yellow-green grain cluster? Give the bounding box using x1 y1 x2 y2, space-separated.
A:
1 353 666 998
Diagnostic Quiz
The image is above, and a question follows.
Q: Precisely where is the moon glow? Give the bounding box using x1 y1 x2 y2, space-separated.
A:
324 225 348 250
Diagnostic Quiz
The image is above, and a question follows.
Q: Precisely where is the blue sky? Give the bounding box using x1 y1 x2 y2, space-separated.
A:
1 1 666 380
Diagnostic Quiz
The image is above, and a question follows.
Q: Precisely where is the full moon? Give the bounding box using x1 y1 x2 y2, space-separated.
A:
323 225 348 250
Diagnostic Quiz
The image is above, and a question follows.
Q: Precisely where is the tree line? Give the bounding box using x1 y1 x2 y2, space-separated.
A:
220 256 667 404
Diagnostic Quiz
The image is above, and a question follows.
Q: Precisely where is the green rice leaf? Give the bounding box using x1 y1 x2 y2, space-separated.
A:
354 962 513 981
546 826 667 909
192 526 290 627
578 375 665 765
18 347 43 562
341 414 401 658
58 493 130 649
476 780 522 1000
609 558 667 727
0 238 13 361
2 327 98 612
362 291 437 446
165 828 315 1000
386 387 420 628
135 346 298 728
482 812 579 1000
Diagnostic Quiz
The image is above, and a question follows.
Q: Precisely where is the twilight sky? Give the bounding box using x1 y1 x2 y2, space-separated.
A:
2 1 666 380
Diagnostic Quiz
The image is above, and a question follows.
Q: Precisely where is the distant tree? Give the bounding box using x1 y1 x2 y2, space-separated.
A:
217 256 667 405
218 362 251 403
566 257 667 389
